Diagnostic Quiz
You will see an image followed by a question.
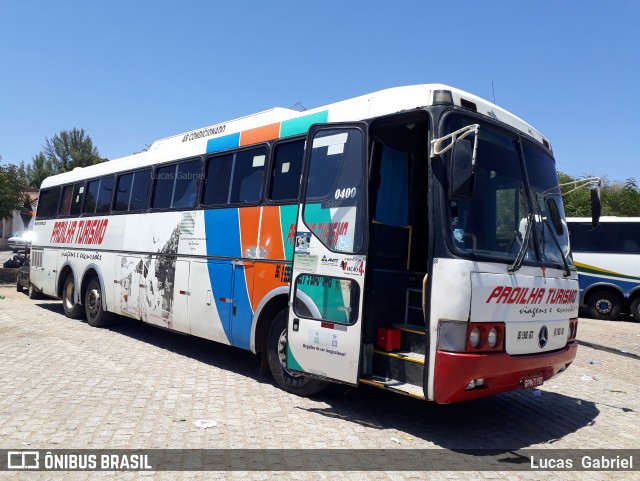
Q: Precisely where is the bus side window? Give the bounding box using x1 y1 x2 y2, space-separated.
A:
202 153 234 206
202 146 267 206
269 139 304 202
36 187 61 219
96 176 114 214
231 146 267 204
172 160 201 208
130 169 151 211
59 182 85 217
114 173 134 212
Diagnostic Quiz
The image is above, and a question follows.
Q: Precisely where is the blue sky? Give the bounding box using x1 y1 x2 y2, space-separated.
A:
1 1 638 181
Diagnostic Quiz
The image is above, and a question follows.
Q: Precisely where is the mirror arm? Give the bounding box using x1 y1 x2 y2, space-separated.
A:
430 124 480 158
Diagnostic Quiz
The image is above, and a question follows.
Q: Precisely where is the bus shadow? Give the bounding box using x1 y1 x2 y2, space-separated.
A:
33 302 604 451
305 384 602 452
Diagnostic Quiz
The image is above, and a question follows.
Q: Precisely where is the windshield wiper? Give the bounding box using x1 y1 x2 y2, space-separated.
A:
541 218 572 277
508 213 534 273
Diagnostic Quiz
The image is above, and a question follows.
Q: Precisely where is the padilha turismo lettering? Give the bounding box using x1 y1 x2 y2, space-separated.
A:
485 286 577 305
50 219 109 245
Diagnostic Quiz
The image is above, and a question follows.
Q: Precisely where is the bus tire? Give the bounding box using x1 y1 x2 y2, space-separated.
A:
267 309 328 396
630 297 640 321
586 290 621 321
28 283 40 300
16 280 23 293
85 278 111 327
62 274 84 319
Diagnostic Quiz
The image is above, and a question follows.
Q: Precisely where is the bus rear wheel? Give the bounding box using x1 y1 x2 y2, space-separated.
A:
266 309 328 396
586 290 622 321
630 297 640 321
63 274 84 319
85 278 111 327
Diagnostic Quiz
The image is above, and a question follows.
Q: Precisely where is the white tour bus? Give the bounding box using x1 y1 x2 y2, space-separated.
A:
567 216 640 320
30 84 580 403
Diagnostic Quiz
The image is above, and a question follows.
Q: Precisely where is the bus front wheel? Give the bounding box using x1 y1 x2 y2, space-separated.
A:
586 290 622 321
267 310 328 396
63 274 84 319
85 278 111 327
630 297 640 321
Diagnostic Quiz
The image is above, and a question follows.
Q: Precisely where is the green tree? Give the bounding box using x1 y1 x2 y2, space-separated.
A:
0 157 29 220
23 128 107 188
559 172 640 217
21 153 55 189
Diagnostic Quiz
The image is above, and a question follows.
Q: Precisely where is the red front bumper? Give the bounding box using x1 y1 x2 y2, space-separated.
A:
433 341 578 404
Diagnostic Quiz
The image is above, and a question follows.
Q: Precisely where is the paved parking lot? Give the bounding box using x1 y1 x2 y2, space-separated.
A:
1 284 639 480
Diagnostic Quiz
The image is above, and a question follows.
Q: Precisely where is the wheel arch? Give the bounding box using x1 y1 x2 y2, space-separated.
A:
251 287 290 355
57 262 79 302
583 282 625 305
80 264 108 310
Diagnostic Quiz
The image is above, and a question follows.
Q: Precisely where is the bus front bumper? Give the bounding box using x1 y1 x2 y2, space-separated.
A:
433 341 578 404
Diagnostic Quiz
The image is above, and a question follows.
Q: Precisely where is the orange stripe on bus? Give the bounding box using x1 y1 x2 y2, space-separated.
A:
240 122 281 146
239 207 261 259
259 206 286 260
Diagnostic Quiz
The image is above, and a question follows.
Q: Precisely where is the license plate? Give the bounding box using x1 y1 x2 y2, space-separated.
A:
523 374 544 389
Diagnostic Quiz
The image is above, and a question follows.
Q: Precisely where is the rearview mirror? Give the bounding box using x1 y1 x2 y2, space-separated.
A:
449 138 476 199
591 187 601 229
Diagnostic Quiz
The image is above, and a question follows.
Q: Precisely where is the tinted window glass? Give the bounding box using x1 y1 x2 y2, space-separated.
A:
270 140 304 202
96 176 114 213
152 165 175 209
568 222 618 252
84 180 101 214
37 188 60 218
59 183 84 217
202 153 234 205
618 223 640 252
230 147 266 203
172 160 200 208
130 169 151 211
114 173 133 212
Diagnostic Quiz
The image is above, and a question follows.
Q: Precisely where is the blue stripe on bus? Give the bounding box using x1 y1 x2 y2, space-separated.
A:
206 133 241 153
203 208 253 349
579 273 639 296
231 264 253 350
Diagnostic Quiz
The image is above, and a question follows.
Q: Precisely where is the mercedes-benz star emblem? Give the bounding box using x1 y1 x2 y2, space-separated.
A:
538 325 549 348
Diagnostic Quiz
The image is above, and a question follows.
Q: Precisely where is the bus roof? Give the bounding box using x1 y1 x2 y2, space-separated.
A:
41 83 547 188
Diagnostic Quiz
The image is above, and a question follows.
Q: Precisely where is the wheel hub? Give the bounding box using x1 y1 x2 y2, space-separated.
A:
87 289 100 317
597 299 612 314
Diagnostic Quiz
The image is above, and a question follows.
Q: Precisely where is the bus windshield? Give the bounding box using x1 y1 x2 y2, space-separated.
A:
446 118 571 269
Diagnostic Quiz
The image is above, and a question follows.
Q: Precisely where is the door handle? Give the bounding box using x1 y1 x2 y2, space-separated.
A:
206 290 212 306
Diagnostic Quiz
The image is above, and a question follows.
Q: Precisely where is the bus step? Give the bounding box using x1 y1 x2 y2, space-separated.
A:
372 349 425 387
360 376 425 399
392 324 427 353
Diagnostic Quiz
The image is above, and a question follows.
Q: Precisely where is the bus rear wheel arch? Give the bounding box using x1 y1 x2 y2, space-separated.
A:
62 274 84 319
586 289 622 321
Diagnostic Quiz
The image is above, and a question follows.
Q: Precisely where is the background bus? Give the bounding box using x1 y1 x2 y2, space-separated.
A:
30 84 580 404
567 217 640 321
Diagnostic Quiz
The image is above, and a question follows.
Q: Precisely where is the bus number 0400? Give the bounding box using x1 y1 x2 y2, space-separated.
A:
335 188 357 200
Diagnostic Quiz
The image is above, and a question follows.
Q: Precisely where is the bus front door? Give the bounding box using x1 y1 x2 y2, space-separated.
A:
287 123 368 385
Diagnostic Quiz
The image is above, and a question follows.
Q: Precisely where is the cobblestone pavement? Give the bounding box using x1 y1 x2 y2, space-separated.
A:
0 284 639 480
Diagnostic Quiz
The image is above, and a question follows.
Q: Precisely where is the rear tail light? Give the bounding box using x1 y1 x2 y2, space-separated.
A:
568 319 578 341
465 322 505 353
